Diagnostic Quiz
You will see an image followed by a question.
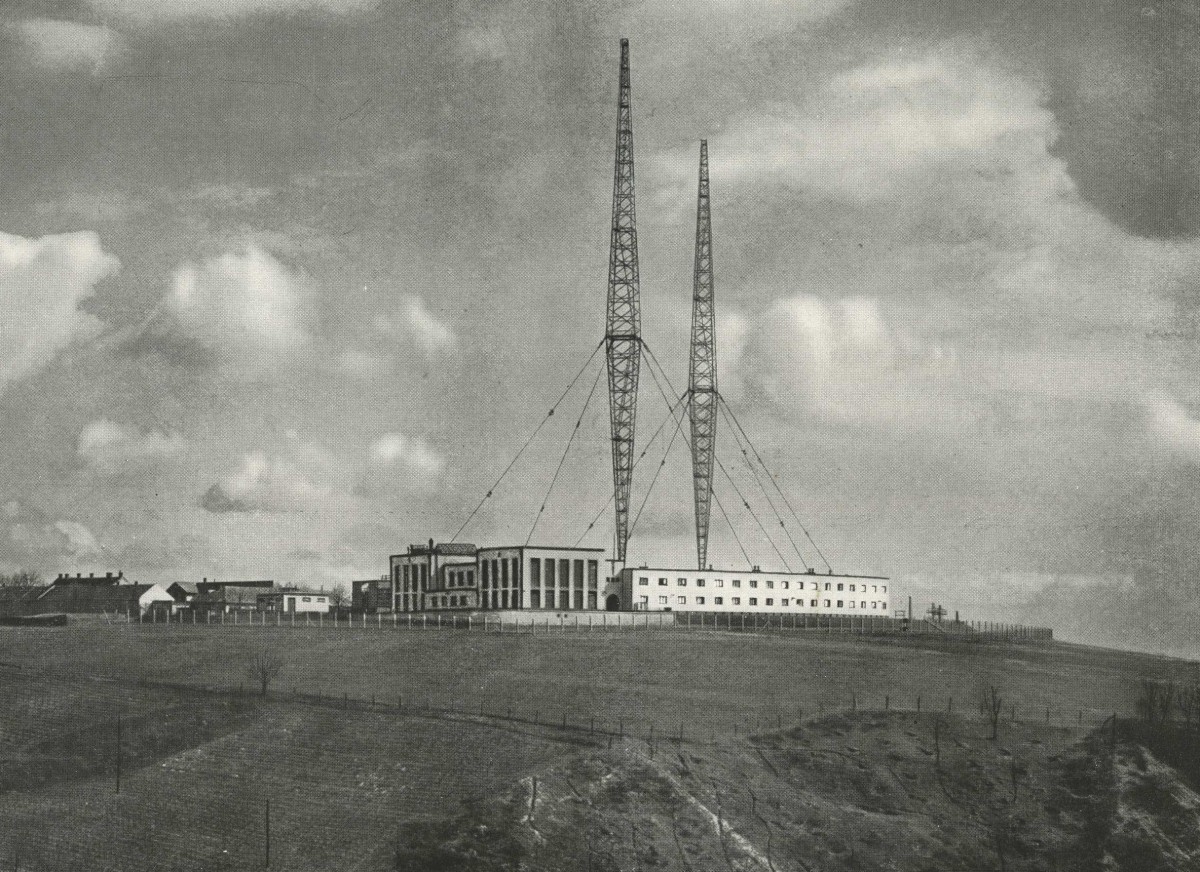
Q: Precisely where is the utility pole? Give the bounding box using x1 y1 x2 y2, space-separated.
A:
115 715 121 794
605 37 643 566
689 140 718 570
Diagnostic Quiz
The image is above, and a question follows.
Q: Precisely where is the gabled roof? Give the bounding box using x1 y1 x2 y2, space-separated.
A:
38 583 165 611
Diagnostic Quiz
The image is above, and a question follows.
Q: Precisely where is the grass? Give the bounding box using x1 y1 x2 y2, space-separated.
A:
0 623 1195 871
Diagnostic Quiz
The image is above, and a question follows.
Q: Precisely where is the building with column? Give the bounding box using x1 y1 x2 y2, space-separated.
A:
388 541 608 612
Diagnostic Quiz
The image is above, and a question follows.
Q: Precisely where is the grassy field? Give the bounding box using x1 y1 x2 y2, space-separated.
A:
0 622 1197 870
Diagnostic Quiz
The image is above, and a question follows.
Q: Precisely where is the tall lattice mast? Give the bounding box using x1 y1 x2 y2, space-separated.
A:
689 140 717 570
605 38 643 565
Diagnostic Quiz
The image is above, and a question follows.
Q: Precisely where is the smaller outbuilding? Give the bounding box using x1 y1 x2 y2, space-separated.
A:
256 589 331 614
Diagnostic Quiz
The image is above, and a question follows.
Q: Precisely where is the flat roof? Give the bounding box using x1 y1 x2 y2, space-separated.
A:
481 545 606 553
622 567 889 580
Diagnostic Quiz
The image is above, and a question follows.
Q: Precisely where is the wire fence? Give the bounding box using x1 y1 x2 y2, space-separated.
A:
118 607 1053 642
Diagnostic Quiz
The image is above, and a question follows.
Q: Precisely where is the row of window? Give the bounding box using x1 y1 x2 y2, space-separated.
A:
530 558 600 590
428 593 471 609
650 595 890 609
638 576 887 594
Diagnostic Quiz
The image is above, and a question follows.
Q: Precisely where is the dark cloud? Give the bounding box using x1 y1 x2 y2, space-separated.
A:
199 484 251 514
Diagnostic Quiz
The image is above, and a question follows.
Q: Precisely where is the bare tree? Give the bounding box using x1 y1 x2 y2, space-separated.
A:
324 585 345 609
1177 682 1199 732
979 684 1003 741
0 570 41 587
246 650 284 696
1137 677 1176 727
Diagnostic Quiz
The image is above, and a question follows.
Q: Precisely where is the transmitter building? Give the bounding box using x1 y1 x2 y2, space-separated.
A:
390 541 606 613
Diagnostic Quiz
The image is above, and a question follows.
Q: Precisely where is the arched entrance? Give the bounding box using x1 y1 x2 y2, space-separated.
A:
605 594 621 611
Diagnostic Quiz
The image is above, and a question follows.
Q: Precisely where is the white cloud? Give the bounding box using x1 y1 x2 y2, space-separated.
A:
656 49 1052 201
219 450 332 512
6 515 103 568
78 419 186 474
0 230 118 394
1144 394 1200 462
735 295 962 425
87 0 376 20
167 244 310 361
375 294 455 356
369 432 445 477
10 18 123 71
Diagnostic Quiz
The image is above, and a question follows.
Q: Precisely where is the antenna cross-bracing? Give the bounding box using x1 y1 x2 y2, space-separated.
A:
688 140 718 570
605 37 643 565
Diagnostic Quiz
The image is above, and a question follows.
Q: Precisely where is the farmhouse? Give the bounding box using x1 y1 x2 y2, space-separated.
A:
38 581 174 617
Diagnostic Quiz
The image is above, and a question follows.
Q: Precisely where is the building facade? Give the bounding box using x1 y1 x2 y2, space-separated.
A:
618 567 889 615
389 541 608 612
257 590 331 613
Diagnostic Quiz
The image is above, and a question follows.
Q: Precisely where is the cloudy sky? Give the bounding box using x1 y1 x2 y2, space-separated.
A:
2 0 1200 655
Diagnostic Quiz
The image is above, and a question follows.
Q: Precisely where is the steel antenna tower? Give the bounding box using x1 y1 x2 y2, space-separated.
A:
605 38 643 565
689 140 717 570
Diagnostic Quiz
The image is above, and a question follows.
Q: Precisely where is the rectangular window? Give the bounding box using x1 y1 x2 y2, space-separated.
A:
545 559 556 588
574 560 584 588
588 561 598 588
837 600 844 608
732 579 741 588
587 592 597 609
302 596 311 602
850 584 856 592
531 559 541 588
837 582 844 591
810 599 817 607
861 601 867 609
482 560 490 587
677 595 686 605
824 582 830 591
501 559 509 589
695 578 705 587
639 577 649 586
715 579 724 588
574 590 583 609
749 580 758 589
658 577 668 586
781 581 789 590
750 597 758 606
696 596 705 605
732 597 741 605
677 578 687 586
559 559 570 589
765 598 773 606
766 580 774 589
659 595 668 604
531 591 541 608
824 599 830 607
559 590 569 609
882 585 887 593
781 598 789 606
849 601 855 609
714 597 723 605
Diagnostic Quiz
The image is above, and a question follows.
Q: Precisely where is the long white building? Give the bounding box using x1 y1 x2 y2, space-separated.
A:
617 566 889 616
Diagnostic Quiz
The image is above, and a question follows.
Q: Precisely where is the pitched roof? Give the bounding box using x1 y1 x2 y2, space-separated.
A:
38 584 163 612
